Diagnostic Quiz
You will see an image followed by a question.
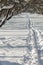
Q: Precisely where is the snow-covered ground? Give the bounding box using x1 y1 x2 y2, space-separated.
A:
0 13 43 65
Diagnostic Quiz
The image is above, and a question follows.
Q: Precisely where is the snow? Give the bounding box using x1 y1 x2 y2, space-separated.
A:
0 5 14 11
0 13 43 65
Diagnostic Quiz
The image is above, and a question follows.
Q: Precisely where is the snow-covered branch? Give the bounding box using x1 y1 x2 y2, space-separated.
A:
0 5 14 11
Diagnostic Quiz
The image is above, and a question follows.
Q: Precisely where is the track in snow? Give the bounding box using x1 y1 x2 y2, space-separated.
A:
0 13 43 65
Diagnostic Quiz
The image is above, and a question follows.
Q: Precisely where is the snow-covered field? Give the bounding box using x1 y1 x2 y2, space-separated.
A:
0 13 43 65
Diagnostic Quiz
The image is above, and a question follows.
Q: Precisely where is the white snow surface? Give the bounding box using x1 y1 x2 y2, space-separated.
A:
0 13 43 65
